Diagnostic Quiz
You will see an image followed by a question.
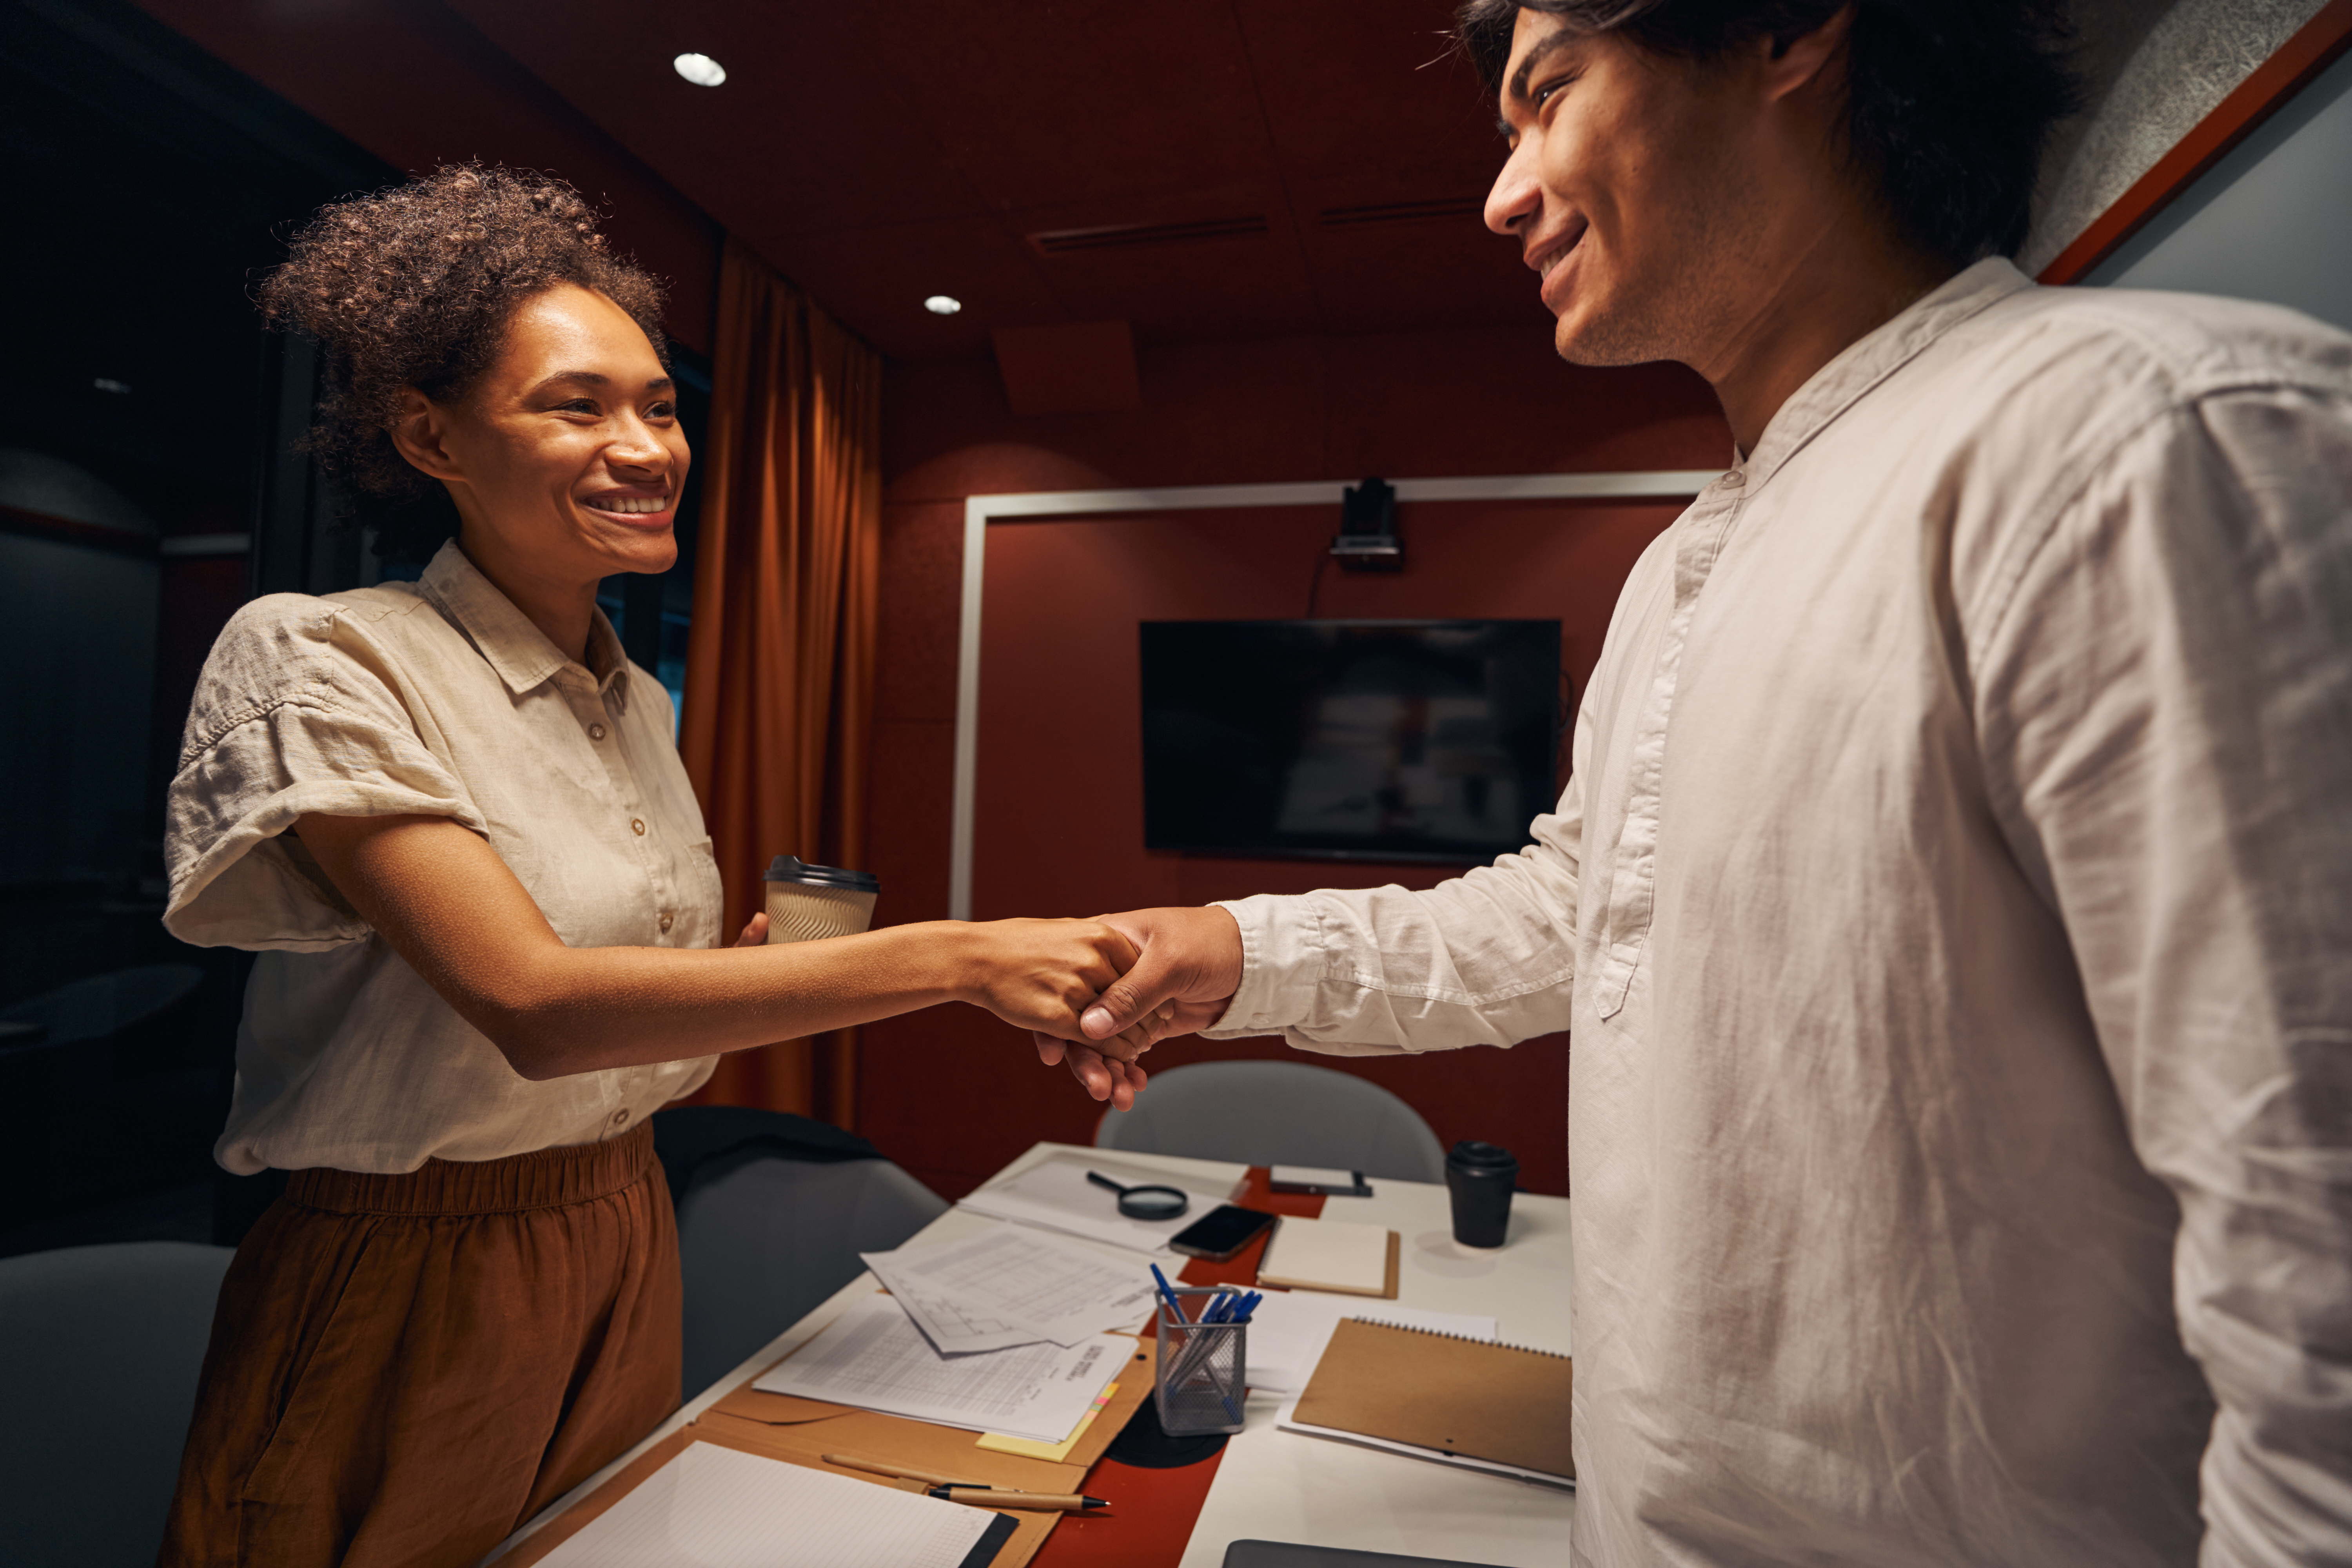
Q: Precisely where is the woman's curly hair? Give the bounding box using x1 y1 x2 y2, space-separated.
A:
258 164 670 563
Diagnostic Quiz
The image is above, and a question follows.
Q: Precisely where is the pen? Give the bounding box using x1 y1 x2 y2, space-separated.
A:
820 1453 989 1489
925 1488 1110 1511
1149 1263 1190 1324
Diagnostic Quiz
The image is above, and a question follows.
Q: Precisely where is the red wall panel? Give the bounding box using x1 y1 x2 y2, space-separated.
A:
860 328 1728 1201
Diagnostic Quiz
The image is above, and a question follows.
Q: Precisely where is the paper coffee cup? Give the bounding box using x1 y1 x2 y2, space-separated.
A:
761 855 880 944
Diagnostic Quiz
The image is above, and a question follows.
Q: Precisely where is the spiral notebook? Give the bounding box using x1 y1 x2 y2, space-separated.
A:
1285 1318 1575 1486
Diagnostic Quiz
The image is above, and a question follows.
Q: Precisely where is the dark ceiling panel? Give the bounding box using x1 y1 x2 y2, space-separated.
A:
446 0 988 239
844 0 1281 213
1229 0 1505 179
1289 166 1535 336
768 217 1065 361
245 0 1541 357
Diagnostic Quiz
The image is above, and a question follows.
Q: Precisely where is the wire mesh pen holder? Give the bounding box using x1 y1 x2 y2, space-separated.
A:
1156 1287 1247 1436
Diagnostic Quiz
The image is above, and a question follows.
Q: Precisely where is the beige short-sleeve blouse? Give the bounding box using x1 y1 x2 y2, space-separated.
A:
164 541 721 1174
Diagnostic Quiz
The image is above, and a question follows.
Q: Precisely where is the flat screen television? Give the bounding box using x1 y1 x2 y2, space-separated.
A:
1140 619 1563 863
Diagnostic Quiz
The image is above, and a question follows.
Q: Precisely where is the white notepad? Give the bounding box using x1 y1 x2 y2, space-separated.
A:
533 1442 999 1568
1256 1216 1394 1295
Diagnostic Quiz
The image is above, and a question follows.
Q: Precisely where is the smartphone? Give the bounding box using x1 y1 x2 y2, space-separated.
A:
1169 1204 1278 1262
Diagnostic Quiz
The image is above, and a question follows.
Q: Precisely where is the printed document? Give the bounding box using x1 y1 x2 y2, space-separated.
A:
754 1292 1127 1443
864 1222 1161 1354
532 1441 997 1568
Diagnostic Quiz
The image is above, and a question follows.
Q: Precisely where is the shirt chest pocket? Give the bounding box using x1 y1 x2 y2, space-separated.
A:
682 836 726 945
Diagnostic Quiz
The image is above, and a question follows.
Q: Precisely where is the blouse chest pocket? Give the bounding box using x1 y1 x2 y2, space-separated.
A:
682 837 727 945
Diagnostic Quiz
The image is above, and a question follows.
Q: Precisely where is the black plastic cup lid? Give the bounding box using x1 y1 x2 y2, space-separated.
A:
1448 1140 1518 1170
762 855 880 893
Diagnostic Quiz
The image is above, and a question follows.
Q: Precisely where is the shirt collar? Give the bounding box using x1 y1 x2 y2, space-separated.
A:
1737 256 2034 490
419 540 632 706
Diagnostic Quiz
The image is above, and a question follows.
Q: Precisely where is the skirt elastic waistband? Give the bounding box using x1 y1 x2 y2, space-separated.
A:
286 1120 655 1216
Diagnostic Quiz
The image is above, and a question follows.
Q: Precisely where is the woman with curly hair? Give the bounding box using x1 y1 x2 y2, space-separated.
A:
156 165 1157 1567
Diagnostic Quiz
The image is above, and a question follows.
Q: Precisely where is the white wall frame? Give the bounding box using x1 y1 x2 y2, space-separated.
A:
948 469 1721 920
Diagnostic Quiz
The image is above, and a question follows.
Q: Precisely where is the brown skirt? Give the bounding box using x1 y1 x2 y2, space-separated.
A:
160 1122 679 1568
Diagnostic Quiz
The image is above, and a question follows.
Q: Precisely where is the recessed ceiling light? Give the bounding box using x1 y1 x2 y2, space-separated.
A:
672 53 726 87
924 295 963 316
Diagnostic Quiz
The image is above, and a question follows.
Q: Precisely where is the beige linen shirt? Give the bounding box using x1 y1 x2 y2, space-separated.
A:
164 541 720 1175
1208 261 2352 1566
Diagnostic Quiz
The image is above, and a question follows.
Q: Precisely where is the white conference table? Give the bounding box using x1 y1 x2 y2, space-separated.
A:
488 1141 1576 1567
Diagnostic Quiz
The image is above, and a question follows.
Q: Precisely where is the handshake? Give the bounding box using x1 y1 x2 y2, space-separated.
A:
962 905 1246 1113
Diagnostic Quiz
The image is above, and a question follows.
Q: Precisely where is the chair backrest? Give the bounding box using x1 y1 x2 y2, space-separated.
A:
672 1153 947 1397
1095 1060 1448 1183
0 1241 233 1566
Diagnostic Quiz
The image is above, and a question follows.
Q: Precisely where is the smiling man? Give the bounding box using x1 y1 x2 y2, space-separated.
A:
1039 2 2352 1563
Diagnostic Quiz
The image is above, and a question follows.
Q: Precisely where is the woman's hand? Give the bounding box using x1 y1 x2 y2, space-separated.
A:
951 918 1162 1062
1034 1035 1154 1110
734 912 769 947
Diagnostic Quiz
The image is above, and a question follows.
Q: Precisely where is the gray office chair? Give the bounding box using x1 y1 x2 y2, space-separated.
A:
1095 1060 1448 1182
673 1152 948 1397
0 1241 233 1567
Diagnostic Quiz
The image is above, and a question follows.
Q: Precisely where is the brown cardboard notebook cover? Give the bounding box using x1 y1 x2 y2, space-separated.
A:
1292 1318 1575 1480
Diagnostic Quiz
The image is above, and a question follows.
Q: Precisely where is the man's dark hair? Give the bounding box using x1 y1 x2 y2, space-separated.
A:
1454 1 2081 267
258 164 671 563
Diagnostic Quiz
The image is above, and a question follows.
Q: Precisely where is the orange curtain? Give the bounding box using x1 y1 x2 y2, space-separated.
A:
679 238 882 1127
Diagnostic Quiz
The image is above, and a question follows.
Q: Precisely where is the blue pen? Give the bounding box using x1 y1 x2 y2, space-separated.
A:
1149 1263 1190 1324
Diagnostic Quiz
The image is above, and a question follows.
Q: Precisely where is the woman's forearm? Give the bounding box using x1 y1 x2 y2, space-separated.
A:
473 921 978 1078
292 813 1147 1081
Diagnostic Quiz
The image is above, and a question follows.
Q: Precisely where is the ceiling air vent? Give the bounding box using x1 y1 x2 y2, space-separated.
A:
1317 196 1487 228
1029 214 1269 254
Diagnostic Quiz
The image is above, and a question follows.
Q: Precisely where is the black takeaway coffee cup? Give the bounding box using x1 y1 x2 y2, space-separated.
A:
761 856 880 944
1445 1140 1519 1249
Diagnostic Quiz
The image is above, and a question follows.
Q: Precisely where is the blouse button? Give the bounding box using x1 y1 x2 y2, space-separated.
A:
610 1108 630 1128
589 723 607 740
659 912 675 933
1722 470 1747 488
630 818 646 836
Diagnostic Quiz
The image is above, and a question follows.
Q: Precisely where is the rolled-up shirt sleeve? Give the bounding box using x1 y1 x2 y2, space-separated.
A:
1975 385 2352 1564
1203 720 1586 1056
164 594 486 951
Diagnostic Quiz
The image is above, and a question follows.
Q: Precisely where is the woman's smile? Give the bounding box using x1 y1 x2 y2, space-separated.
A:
579 488 674 523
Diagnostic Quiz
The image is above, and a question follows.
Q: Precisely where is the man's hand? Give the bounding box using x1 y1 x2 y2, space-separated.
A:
1033 905 1244 1109
954 918 1165 1060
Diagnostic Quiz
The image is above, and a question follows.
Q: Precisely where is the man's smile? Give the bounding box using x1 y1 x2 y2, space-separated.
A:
1529 217 1590 311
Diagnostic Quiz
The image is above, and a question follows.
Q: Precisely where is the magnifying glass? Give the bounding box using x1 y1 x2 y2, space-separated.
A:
1086 1170 1190 1221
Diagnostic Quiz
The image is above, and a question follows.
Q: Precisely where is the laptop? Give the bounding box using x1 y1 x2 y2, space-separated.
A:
1222 1544 1517 1568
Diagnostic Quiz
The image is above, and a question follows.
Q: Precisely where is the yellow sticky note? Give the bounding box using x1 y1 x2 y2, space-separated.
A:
975 1384 1120 1462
